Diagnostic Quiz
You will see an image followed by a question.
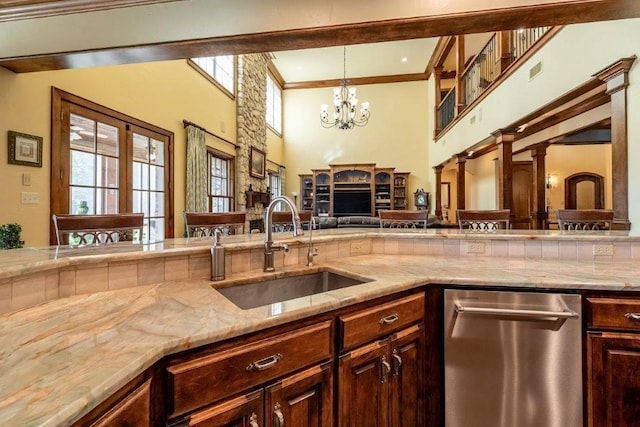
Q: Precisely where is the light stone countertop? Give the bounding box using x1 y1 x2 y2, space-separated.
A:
2 230 640 426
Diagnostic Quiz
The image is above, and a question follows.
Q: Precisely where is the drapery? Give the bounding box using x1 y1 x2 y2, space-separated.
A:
185 125 208 212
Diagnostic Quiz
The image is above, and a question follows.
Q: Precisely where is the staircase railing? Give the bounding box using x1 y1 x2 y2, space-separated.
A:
512 26 551 60
437 87 456 131
462 33 497 107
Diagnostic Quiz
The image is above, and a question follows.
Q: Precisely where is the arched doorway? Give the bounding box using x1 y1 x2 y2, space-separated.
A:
564 172 604 209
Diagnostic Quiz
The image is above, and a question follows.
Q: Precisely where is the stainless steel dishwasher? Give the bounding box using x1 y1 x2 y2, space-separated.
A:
444 289 582 427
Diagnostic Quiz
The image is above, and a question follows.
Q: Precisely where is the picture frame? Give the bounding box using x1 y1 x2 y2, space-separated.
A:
8 131 42 168
250 147 265 178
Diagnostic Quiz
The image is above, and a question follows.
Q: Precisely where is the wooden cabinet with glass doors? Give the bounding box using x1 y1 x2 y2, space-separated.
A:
299 174 314 211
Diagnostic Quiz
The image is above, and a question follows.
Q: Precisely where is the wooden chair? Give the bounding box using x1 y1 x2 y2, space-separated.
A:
183 212 246 237
556 209 613 230
270 210 313 232
457 209 510 231
379 210 428 229
52 213 144 245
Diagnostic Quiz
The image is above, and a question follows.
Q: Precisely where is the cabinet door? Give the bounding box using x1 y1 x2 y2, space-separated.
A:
265 362 333 427
187 389 263 427
389 324 425 427
588 332 640 427
338 339 390 427
90 378 151 427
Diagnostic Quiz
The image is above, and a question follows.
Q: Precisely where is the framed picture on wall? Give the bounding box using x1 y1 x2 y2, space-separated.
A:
250 147 265 178
8 131 43 168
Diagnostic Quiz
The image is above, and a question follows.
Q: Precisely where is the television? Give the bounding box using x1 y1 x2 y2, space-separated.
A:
333 191 372 217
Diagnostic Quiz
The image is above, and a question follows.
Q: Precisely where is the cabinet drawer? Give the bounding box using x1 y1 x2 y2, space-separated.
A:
340 293 424 350
588 297 640 331
167 321 332 418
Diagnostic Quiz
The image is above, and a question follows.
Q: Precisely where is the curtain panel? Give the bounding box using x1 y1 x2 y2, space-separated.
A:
186 125 208 212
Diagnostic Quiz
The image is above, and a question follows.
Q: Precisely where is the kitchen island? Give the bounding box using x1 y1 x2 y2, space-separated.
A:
1 228 640 426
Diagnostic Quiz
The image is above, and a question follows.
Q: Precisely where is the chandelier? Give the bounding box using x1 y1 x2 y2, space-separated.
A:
320 47 370 130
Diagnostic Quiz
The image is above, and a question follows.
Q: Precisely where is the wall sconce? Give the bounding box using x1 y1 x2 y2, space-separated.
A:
545 174 557 189
291 191 299 207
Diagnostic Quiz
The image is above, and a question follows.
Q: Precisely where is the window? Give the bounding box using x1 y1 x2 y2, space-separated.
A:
190 56 235 97
269 171 282 211
51 88 173 244
208 149 235 212
266 74 282 134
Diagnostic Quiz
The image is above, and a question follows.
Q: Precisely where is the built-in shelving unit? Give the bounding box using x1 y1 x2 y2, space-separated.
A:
393 172 409 210
299 174 313 211
313 169 331 216
299 164 410 216
374 168 394 216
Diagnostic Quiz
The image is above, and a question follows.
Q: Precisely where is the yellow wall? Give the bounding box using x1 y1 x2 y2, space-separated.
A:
0 60 236 246
282 81 429 210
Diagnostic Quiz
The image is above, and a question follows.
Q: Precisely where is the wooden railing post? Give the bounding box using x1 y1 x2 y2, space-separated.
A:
497 31 513 75
434 66 443 136
455 35 465 114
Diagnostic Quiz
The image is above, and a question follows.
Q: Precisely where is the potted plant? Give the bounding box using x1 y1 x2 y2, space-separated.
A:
0 223 25 249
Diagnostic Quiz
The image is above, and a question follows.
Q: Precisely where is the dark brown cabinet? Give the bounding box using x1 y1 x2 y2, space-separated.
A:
187 389 263 427
265 362 333 427
338 293 425 427
587 297 640 427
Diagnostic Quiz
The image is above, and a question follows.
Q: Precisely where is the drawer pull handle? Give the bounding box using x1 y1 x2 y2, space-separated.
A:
392 349 402 377
379 313 399 325
274 402 285 427
246 353 283 372
625 312 640 321
249 412 259 427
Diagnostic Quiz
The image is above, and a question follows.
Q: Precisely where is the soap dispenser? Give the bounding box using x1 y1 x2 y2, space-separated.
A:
210 228 225 281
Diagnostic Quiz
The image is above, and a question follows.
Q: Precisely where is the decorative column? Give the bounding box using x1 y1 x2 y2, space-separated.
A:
455 153 467 211
492 128 516 213
530 142 549 229
594 56 636 230
433 165 444 218
236 54 268 227
496 31 513 75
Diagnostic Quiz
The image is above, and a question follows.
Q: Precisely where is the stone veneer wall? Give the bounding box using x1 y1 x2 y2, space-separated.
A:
236 54 268 228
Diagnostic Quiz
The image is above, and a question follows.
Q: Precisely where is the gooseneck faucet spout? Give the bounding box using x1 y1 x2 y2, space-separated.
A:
264 196 304 272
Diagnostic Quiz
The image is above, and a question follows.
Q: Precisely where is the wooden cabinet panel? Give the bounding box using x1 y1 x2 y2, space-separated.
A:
338 339 389 427
588 332 640 427
265 362 333 427
187 390 263 427
587 297 640 331
340 293 425 350
389 324 425 427
167 321 332 418
91 378 151 427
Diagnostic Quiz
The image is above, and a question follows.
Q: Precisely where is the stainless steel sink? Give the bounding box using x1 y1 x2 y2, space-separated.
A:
215 270 371 309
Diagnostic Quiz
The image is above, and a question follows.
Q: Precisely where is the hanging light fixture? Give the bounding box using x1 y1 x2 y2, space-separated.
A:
320 46 370 130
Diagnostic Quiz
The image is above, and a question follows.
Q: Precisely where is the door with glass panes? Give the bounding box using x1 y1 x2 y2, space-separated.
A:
51 90 172 244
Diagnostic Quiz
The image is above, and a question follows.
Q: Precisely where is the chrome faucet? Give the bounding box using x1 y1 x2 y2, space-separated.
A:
307 216 318 267
264 196 304 272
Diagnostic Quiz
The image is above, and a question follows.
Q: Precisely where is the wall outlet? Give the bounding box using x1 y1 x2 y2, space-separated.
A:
21 191 39 204
468 242 486 254
593 244 614 256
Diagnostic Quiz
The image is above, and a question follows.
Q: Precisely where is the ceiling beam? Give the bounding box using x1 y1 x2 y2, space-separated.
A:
3 0 640 73
284 73 427 90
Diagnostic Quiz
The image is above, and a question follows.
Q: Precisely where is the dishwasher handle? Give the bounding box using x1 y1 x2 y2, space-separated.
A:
455 303 579 319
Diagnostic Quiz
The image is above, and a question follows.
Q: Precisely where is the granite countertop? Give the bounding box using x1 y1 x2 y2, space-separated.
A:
2 231 640 425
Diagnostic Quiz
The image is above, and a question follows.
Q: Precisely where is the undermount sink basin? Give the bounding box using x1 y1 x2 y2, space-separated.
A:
215 270 372 310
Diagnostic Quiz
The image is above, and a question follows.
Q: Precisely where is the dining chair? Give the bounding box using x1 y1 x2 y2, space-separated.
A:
270 210 313 232
379 210 428 229
556 209 614 230
183 212 246 237
52 213 144 245
456 209 511 231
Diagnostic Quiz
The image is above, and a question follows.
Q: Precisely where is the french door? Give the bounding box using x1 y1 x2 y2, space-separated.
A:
51 88 173 244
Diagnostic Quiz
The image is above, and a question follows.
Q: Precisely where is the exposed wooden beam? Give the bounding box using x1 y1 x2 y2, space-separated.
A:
284 73 427 90
3 0 640 73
